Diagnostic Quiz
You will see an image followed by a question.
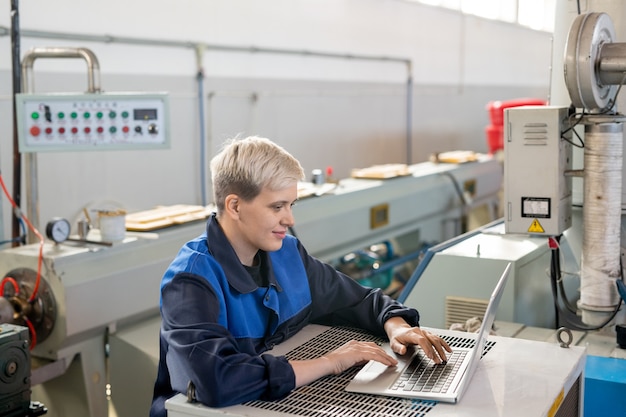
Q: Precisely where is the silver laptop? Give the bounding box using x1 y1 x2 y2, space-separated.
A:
345 262 512 403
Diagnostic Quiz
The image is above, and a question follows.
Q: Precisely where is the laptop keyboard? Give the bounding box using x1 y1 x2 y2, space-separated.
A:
390 350 468 394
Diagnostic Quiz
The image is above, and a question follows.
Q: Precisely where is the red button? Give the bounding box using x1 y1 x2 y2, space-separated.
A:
84 127 91 134
29 126 41 136
122 126 130 133
71 127 78 134
97 126 104 134
45 127 53 135
58 127 66 134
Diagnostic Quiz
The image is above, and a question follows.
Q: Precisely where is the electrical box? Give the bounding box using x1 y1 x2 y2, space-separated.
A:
504 106 572 236
15 92 170 152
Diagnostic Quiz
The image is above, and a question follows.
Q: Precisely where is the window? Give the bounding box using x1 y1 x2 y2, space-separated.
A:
407 0 556 32
518 0 556 31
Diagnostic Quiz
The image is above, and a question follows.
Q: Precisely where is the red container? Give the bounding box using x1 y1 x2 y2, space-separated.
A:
485 98 547 153
485 125 503 154
487 98 547 126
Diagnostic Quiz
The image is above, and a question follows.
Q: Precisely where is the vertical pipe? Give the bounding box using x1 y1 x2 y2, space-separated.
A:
195 45 208 207
579 122 623 325
10 0 22 245
406 61 413 165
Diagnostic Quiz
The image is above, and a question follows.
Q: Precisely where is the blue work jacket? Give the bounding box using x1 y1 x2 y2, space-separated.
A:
150 214 419 416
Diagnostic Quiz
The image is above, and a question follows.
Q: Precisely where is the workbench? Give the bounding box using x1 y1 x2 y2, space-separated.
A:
164 324 586 417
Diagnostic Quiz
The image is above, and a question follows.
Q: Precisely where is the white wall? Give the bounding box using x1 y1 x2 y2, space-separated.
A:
0 0 552 240
0 0 552 84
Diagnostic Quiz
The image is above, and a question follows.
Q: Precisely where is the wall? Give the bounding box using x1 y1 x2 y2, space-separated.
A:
0 0 552 239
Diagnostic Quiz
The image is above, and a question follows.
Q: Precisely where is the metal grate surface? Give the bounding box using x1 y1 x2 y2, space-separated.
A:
243 326 496 417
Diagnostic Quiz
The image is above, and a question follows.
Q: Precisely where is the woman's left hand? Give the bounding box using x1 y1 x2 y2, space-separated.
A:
384 317 452 363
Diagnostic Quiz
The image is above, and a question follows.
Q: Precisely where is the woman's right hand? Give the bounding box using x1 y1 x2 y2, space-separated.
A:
290 339 398 387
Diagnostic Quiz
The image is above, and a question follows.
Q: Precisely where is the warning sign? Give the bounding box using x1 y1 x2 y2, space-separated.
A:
528 219 545 233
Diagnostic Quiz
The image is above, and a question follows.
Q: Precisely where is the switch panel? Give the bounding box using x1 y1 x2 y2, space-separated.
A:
16 92 170 152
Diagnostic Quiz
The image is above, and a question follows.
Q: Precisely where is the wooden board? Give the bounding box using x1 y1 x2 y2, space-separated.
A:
125 204 213 231
350 163 411 179
431 150 478 164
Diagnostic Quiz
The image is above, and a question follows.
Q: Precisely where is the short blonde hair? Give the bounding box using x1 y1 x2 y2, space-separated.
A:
210 136 305 214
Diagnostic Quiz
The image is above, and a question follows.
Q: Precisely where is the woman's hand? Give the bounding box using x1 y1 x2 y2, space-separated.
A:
322 340 398 374
291 340 397 387
384 317 452 363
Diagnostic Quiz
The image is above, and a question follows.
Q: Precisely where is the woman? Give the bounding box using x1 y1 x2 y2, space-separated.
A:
150 136 450 417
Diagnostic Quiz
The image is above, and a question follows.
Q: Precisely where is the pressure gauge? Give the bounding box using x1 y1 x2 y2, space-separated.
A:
45 217 71 243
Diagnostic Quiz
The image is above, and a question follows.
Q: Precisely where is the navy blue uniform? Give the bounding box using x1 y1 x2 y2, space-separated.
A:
150 214 419 416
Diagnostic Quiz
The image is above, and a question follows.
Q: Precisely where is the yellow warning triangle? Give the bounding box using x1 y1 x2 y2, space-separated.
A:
528 219 545 233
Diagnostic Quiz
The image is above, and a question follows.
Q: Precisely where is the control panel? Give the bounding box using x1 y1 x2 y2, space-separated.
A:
16 92 170 152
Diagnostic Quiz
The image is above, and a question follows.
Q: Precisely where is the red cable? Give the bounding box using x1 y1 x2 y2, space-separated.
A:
548 236 560 250
0 276 19 295
23 316 37 350
0 173 44 302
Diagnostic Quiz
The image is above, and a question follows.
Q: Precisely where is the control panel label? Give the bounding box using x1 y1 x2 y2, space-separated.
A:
521 197 551 218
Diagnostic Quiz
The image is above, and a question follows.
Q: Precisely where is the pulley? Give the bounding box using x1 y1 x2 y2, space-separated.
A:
564 12 626 112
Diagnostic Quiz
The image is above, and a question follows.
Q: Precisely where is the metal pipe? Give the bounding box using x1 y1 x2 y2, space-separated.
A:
21 46 101 93
20 47 102 241
598 43 626 85
0 26 411 68
0 25 415 168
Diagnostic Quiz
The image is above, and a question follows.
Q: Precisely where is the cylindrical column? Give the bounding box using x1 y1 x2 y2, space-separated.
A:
580 122 623 325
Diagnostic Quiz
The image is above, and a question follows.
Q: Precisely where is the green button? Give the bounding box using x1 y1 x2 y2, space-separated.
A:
109 126 117 133
31 112 39 120
84 112 91 119
71 112 78 119
121 111 129 118
109 111 117 118
96 111 104 119
57 112 65 119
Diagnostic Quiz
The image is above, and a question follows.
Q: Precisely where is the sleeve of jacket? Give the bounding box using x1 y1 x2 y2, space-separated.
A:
297 241 420 337
160 273 296 407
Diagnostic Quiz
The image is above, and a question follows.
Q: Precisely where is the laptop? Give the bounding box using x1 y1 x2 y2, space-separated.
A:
345 262 512 403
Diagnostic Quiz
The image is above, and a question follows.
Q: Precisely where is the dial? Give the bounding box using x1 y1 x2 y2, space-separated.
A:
45 218 71 243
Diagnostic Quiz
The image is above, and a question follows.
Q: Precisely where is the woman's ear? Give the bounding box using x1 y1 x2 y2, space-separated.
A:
224 194 240 218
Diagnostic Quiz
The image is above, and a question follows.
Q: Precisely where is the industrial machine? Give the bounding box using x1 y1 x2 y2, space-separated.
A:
0 46 180 417
0 223 206 417
406 1 626 334
403 3 626 416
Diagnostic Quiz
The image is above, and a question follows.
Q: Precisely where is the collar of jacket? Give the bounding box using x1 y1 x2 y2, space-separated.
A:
205 213 284 295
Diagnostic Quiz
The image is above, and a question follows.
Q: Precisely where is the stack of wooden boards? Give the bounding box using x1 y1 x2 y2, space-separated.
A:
125 204 213 231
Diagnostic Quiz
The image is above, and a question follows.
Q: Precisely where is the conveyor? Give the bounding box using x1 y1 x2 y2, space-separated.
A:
294 155 502 262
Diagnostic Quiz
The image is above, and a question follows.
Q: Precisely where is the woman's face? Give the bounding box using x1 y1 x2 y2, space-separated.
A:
230 181 298 265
